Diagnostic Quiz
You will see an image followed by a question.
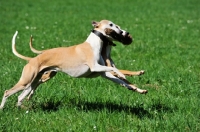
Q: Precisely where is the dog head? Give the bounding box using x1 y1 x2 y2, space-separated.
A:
104 28 132 45
92 20 132 45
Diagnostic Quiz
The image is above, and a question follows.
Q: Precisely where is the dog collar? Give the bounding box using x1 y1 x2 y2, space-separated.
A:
92 30 111 44
92 30 116 46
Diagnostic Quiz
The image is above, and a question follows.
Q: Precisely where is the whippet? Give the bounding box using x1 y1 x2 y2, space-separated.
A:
30 29 145 77
28 28 147 99
0 20 147 109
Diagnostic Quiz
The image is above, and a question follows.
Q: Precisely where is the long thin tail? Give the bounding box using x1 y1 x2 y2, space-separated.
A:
12 31 32 61
29 35 43 54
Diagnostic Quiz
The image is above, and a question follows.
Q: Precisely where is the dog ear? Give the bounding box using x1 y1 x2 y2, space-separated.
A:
92 21 100 28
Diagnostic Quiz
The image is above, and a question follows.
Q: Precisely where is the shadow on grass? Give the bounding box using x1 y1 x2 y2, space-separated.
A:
151 102 173 113
75 100 152 118
39 98 152 119
40 100 61 112
39 97 173 119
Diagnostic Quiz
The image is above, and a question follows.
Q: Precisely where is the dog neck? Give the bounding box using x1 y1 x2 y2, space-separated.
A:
91 30 110 44
91 30 116 47
86 30 112 54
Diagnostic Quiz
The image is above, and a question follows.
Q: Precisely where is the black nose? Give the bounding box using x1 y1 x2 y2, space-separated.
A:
120 31 123 34
126 32 129 35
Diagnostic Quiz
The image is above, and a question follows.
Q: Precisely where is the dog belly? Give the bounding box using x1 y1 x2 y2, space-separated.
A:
62 65 91 78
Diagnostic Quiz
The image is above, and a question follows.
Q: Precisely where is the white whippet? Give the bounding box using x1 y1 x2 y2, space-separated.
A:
0 20 146 109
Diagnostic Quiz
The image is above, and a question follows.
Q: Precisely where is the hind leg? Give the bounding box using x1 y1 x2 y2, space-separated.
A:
17 73 42 107
0 82 26 109
0 64 38 109
17 84 33 107
18 70 57 106
27 70 57 100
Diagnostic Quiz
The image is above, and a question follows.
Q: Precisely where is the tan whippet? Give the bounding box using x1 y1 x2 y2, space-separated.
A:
0 20 146 109
30 29 145 77
28 28 147 98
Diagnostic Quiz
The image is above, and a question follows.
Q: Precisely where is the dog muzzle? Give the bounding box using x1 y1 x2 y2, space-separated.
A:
105 28 132 45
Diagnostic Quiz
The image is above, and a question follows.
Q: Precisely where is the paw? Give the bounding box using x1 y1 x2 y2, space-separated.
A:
133 70 145 76
138 70 145 75
137 89 148 94
131 85 148 94
140 90 148 94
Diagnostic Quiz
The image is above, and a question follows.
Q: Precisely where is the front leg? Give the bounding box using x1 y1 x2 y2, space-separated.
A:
101 72 147 94
121 78 148 94
90 63 126 79
113 70 145 76
105 49 144 77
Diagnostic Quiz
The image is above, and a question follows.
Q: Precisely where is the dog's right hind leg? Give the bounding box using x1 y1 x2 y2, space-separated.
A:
0 64 38 109
0 83 26 109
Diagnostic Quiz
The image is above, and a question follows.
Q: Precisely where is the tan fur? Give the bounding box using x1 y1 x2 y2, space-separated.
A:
29 32 147 95
0 20 147 109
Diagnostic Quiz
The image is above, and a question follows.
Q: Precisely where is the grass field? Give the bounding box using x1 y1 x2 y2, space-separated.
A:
0 0 199 131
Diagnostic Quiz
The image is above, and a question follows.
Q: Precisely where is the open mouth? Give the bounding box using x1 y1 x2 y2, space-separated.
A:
105 28 132 45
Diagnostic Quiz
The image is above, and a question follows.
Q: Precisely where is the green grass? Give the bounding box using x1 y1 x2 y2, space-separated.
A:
0 0 199 131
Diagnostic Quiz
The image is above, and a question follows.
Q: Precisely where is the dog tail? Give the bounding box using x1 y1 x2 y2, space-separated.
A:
29 35 43 54
12 31 32 61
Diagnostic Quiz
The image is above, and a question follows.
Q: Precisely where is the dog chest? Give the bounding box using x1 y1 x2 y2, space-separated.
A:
61 64 92 78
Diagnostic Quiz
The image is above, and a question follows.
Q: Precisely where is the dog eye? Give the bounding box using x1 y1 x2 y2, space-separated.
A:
109 23 113 27
116 26 119 29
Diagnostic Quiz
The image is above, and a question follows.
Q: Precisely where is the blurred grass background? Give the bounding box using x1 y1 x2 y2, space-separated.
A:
0 0 199 131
